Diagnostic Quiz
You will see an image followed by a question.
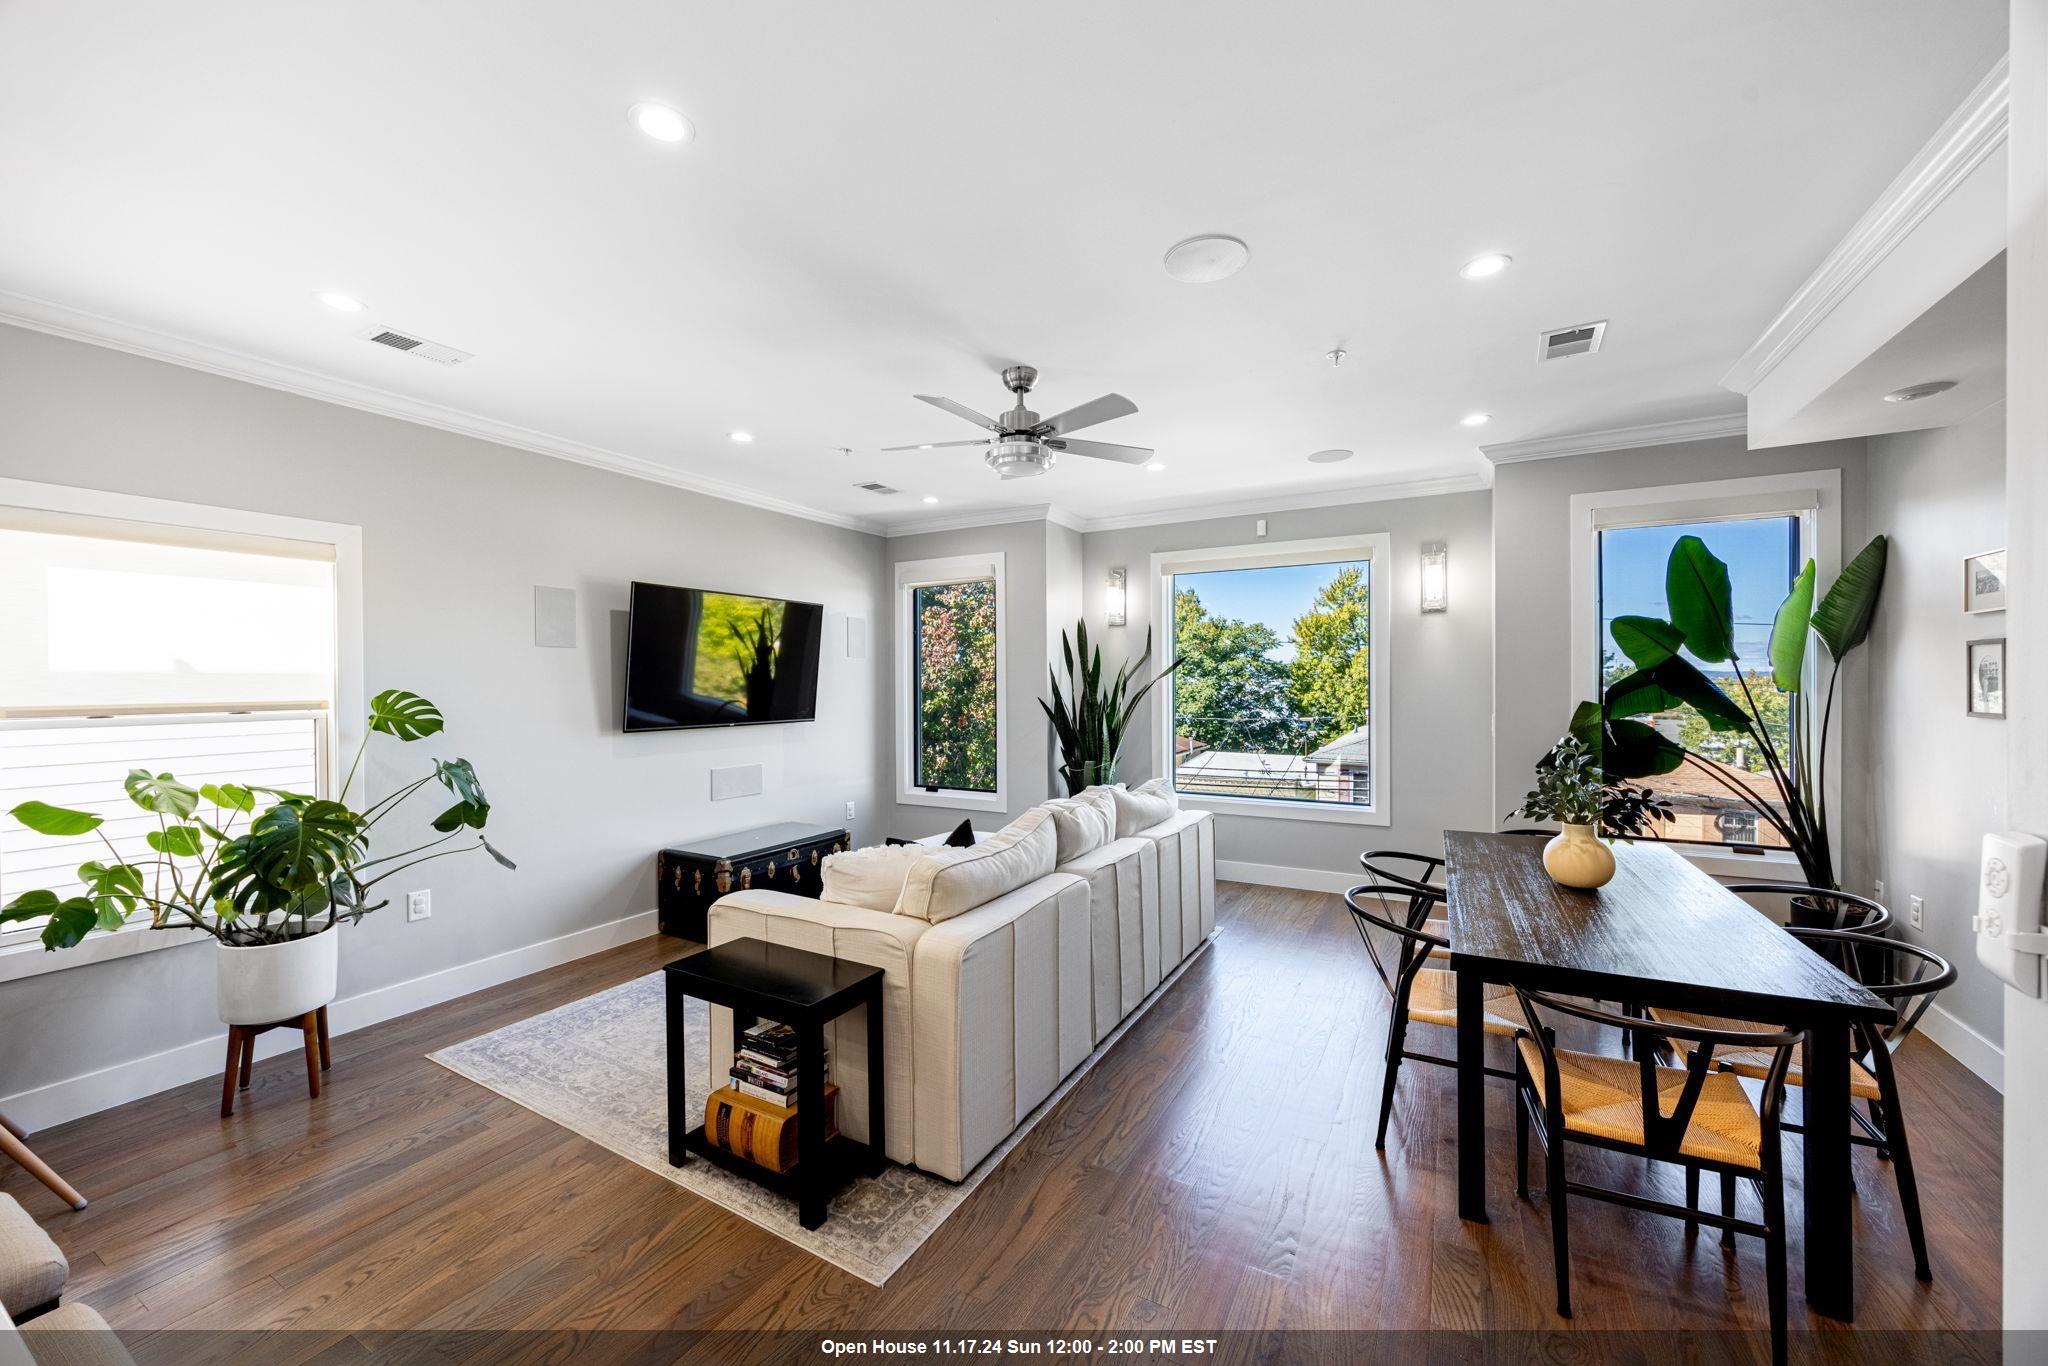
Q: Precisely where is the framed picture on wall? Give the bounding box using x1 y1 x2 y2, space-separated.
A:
1964 549 2007 613
1967 637 2006 718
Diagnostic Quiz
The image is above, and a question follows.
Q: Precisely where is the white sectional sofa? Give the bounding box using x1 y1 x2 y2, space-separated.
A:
707 787 1215 1182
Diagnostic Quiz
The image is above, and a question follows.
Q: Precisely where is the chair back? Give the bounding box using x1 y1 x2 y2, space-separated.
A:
1784 927 1954 1050
1513 988 1803 1161
1723 882 1893 936
1342 882 1448 999
1500 828 1554 839
1358 850 1444 930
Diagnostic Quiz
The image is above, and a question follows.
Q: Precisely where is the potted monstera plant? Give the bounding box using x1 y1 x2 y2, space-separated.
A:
0 689 513 1027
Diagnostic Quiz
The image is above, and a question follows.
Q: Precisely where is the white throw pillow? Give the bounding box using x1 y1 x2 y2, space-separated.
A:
894 808 1057 923
820 843 926 913
1112 779 1179 837
1043 788 1116 864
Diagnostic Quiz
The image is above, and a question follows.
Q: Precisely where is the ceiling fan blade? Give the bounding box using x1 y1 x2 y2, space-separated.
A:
1048 437 1154 464
1032 393 1137 437
880 440 992 451
915 394 1003 433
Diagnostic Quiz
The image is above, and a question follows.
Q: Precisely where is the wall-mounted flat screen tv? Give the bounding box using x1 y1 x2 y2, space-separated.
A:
622 581 824 732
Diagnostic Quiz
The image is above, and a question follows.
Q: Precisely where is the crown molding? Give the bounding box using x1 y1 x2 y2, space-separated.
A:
1720 56 2010 397
1062 470 1492 533
0 292 880 535
881 503 1064 537
1480 413 1749 465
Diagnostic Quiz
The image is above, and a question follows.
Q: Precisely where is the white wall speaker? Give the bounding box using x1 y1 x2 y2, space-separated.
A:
534 586 577 648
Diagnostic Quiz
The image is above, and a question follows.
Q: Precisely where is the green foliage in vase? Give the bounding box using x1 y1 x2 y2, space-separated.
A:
1510 735 1673 837
1042 620 1181 795
1 689 514 951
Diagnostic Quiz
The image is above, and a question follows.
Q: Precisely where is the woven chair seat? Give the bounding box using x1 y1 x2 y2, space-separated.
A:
1423 917 1451 960
1647 1007 1883 1099
1515 1037 1764 1169
1408 968 1521 1035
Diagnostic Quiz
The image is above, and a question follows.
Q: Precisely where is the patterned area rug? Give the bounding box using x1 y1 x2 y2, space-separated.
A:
429 940 1209 1285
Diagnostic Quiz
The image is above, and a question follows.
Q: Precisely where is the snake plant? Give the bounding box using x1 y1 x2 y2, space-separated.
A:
1041 621 1181 796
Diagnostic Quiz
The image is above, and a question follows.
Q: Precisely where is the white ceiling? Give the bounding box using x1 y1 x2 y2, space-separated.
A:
0 2 2008 532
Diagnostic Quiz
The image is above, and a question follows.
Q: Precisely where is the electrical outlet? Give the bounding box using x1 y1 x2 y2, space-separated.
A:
1908 894 1924 931
1873 878 1885 903
406 889 432 923
844 800 857 823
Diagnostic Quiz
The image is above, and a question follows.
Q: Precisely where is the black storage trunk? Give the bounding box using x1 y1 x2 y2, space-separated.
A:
657 821 850 941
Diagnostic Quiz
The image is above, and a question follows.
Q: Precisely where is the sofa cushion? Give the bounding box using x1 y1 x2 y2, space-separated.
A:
1042 789 1115 863
1111 779 1178 838
894 808 1056 924
0 1195 66 1320
820 842 925 912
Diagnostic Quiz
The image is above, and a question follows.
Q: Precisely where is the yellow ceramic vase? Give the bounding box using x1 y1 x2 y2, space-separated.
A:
1543 822 1616 890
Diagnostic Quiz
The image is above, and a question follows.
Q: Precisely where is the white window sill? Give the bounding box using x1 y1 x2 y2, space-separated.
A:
1661 843 1804 882
898 788 1010 814
1179 794 1390 827
0 922 210 984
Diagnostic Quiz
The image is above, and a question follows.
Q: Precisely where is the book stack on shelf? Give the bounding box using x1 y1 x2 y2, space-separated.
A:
703 1020 839 1173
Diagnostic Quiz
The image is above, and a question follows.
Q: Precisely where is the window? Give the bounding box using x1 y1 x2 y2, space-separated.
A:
1597 516 1800 849
1569 471 1840 861
896 553 1006 809
0 481 359 973
1154 535 1389 823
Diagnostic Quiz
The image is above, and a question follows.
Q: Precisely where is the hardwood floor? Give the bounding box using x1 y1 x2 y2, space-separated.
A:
3 883 2001 1359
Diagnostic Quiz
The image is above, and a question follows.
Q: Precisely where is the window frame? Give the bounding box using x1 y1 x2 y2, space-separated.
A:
1567 469 1842 875
894 551 1008 813
1150 533 1391 827
0 477 363 982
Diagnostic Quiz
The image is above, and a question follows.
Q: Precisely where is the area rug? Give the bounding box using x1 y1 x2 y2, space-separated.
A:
428 938 1211 1285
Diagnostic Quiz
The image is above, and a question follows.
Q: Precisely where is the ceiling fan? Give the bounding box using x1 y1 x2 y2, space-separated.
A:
884 365 1152 480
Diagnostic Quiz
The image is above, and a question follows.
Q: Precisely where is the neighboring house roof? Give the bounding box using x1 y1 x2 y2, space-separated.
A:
1637 754 1782 805
1307 724 1371 765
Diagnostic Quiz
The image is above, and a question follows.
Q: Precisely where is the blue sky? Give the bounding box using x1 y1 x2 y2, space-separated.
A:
1599 516 1800 670
1173 560 1368 662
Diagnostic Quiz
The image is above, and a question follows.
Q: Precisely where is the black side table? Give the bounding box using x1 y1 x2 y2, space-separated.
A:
663 937 886 1230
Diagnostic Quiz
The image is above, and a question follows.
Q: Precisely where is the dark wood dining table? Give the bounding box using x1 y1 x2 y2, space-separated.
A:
1442 831 1894 1322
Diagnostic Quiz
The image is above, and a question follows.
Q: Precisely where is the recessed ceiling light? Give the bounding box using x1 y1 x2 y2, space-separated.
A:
921 495 940 504
727 430 754 443
917 444 935 450
1459 253 1512 280
315 291 364 313
630 102 694 144
1882 380 1958 403
1163 235 1250 284
1306 448 1353 464
1144 461 1167 472
1460 412 1491 427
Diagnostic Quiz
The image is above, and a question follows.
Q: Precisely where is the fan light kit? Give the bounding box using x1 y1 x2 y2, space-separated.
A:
1883 380 1958 403
631 102 694 144
1307 448 1353 464
316 292 364 313
1163 234 1250 284
883 364 1154 481
1460 253 1512 280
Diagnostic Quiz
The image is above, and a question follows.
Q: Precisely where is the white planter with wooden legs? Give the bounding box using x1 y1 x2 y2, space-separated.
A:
216 928 337 1117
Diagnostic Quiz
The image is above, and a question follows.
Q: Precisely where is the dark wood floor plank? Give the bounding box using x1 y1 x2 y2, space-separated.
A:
0 883 2001 1340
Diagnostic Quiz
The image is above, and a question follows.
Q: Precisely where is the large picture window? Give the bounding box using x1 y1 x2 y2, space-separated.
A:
896 553 1006 810
0 482 359 977
1155 536 1388 822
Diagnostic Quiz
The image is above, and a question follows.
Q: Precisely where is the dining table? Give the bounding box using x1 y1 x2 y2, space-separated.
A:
1442 831 1894 1322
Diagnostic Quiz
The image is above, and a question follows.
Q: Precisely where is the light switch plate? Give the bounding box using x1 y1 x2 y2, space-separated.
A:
406 889 431 922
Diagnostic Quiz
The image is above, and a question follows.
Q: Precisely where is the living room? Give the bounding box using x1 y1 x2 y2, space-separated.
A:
0 4 2041 1363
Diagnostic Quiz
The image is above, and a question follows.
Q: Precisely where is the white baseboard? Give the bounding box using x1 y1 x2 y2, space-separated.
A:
1917 1001 2003 1092
0 909 659 1134
1217 859 1357 895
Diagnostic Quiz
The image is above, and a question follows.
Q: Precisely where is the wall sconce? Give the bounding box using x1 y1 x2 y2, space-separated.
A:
1419 542 1449 613
1106 567 1128 627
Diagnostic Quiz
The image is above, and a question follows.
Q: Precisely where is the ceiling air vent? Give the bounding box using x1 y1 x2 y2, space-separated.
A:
854 481 900 496
1538 320 1607 362
357 326 474 366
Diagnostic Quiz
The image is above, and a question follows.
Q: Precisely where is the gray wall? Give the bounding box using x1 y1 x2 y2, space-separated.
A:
0 322 889 1105
1080 492 1497 879
1489 435 1872 872
1865 406 2009 1045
